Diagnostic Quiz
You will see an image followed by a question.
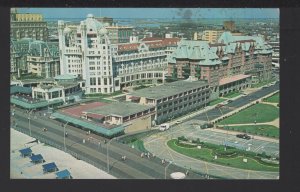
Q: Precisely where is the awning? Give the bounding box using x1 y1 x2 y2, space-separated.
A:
42 162 58 173
56 169 71 179
30 154 44 163
19 148 32 157
51 112 125 136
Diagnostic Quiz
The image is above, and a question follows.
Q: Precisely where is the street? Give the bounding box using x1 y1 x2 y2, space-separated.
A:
11 108 206 179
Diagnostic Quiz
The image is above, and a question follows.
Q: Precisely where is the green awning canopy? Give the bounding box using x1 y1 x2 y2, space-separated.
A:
51 112 125 136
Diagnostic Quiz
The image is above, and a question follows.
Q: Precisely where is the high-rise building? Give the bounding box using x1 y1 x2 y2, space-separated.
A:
10 8 49 41
58 14 180 94
223 21 236 32
105 25 133 44
201 30 224 43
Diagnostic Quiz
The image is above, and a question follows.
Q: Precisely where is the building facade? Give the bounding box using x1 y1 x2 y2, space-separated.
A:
58 14 180 94
201 30 224 43
32 74 83 103
10 38 60 78
106 26 133 44
167 32 273 99
126 80 210 124
10 8 49 41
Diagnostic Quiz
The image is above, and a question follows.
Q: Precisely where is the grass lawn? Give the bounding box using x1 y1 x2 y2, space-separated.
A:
263 92 279 103
223 125 279 138
130 139 148 152
251 79 275 88
218 103 279 124
209 98 226 106
223 91 241 99
167 139 279 172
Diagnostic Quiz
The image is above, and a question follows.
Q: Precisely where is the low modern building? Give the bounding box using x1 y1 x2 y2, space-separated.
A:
126 79 210 124
84 102 156 133
10 74 84 110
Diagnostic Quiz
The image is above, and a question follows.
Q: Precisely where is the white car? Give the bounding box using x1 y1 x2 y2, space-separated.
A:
175 120 182 124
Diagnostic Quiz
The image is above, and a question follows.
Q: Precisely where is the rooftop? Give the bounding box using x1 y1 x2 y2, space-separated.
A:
129 80 208 99
84 102 154 117
219 74 251 86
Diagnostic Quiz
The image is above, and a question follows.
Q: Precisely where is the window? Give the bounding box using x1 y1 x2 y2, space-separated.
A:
97 77 101 85
90 77 96 85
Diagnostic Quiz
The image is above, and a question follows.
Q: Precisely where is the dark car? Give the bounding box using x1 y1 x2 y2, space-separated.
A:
236 134 251 140
227 100 233 103
215 104 224 108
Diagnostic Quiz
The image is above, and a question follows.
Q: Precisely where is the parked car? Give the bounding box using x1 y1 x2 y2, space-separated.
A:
215 104 224 108
227 99 233 103
175 120 182 125
236 134 251 140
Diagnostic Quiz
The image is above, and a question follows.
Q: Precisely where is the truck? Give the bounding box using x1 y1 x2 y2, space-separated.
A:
159 123 170 131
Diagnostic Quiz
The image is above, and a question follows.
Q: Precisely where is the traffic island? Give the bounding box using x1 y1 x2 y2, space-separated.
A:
167 139 279 172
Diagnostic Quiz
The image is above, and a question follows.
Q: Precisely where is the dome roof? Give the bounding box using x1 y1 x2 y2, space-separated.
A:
98 27 108 35
63 27 72 34
84 14 105 32
87 14 94 18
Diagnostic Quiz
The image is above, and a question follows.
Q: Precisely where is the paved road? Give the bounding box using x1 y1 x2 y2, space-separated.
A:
143 82 280 179
11 108 205 179
188 82 279 122
143 127 279 179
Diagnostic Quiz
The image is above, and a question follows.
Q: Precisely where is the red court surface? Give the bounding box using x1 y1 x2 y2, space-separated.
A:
60 102 107 118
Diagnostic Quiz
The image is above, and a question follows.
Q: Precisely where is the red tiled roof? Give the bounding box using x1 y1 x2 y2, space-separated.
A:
118 43 140 52
61 102 107 118
118 38 180 52
86 113 105 119
142 37 164 41
219 74 251 86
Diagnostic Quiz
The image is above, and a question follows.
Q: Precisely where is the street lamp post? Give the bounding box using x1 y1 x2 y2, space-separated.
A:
28 109 33 136
63 121 69 151
107 138 115 173
165 161 173 179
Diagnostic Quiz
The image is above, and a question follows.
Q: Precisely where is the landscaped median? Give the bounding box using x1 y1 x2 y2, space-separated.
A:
167 139 279 172
209 98 226 106
217 103 279 124
223 91 241 99
220 125 279 139
263 92 279 103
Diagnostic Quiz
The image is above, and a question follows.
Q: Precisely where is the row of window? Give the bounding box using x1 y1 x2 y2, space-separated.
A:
157 88 209 103
89 87 112 93
157 100 208 116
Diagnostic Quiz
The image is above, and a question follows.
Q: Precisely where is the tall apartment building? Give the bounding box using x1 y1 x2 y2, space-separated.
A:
106 25 133 44
201 30 224 43
167 32 273 99
10 38 60 78
58 14 180 94
10 8 48 41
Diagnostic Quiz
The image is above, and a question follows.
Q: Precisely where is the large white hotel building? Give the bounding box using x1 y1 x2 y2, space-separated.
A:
58 14 179 94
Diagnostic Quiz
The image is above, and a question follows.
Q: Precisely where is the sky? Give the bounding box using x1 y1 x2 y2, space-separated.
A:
16 8 279 19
